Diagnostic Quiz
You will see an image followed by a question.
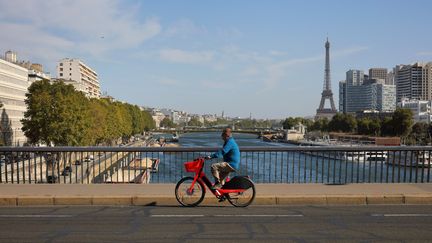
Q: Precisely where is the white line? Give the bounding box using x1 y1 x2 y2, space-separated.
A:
214 214 304 217
150 214 303 217
371 214 432 217
0 215 73 218
151 215 204 217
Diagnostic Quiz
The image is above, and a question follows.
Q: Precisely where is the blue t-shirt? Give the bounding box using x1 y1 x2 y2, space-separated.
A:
211 137 240 170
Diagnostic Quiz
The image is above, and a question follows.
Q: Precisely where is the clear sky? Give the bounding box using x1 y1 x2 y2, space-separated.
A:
1 0 431 119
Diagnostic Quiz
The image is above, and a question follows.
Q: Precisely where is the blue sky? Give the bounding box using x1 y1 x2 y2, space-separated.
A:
1 0 431 118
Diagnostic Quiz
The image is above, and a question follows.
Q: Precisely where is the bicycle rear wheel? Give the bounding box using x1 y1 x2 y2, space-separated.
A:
175 177 205 207
226 182 256 207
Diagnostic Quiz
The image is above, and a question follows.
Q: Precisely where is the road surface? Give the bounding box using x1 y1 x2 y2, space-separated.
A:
0 205 431 242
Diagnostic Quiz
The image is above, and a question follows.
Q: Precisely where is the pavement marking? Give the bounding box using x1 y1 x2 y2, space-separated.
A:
214 214 304 217
0 215 73 218
151 215 204 217
371 214 432 217
150 214 303 218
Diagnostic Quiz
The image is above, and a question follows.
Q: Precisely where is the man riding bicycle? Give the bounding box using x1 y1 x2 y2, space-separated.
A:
206 127 240 189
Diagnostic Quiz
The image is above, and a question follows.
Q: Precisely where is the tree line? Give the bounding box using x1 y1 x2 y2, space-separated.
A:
281 109 432 145
21 80 155 146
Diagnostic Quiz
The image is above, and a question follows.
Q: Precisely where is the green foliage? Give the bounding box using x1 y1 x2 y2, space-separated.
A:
281 117 302 129
160 117 176 128
22 80 91 146
309 118 329 132
328 113 357 133
391 108 413 137
22 80 155 146
357 118 381 136
188 117 203 127
380 108 413 137
406 122 431 145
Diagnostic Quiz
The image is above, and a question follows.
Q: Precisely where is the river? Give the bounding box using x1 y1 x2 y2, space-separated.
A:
149 132 431 183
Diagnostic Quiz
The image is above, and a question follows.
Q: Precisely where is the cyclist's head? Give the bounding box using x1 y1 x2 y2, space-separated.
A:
221 127 232 141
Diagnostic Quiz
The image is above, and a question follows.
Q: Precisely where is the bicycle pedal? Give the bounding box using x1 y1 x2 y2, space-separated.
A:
218 197 226 202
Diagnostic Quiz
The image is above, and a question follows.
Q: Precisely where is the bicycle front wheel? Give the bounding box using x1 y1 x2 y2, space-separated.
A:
226 183 256 207
175 177 205 207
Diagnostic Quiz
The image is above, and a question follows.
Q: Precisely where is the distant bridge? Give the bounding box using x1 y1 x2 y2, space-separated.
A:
153 128 281 136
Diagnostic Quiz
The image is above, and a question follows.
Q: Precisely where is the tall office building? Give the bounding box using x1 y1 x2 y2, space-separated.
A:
0 52 30 146
369 68 388 80
341 69 396 113
57 58 101 98
385 71 395 85
339 81 346 113
395 62 432 103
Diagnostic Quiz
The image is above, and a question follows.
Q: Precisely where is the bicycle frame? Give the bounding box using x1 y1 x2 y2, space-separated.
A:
188 158 246 198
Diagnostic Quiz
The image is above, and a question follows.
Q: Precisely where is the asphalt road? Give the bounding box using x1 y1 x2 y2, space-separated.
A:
0 205 432 242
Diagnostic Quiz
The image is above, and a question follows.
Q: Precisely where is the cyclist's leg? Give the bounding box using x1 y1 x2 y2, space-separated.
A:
211 162 221 184
219 162 235 185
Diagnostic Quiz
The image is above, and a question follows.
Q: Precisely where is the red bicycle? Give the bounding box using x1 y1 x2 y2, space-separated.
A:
175 157 256 207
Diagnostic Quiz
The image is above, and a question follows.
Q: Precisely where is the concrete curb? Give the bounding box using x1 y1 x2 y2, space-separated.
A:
17 197 54 206
366 194 404 205
1 194 432 206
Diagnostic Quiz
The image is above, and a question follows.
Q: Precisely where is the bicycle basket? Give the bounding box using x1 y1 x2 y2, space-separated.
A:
184 160 201 172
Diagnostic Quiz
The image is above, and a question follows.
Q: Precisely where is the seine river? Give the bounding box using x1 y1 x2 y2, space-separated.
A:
150 132 430 184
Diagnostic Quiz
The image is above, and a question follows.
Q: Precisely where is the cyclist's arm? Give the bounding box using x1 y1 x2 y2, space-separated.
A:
211 140 233 158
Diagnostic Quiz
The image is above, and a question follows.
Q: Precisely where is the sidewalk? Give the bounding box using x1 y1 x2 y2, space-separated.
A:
1 183 432 206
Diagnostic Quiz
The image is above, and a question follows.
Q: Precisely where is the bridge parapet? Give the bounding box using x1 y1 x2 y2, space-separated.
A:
1 146 431 184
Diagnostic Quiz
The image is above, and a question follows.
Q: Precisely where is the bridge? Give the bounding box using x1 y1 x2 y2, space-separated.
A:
1 145 432 185
1 145 432 241
153 128 281 136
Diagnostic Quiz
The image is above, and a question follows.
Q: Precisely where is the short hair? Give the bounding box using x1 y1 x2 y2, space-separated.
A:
223 127 232 136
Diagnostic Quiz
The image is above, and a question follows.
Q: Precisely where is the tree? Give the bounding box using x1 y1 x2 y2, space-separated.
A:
281 117 302 129
22 80 92 146
357 118 380 136
391 108 413 137
380 117 394 136
160 117 176 128
188 117 203 127
407 122 430 145
309 118 329 131
328 113 357 133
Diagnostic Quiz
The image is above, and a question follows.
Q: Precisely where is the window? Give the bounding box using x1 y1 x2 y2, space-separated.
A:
60 63 63 66
60 73 63 77
70 68 72 71
60 68 63 71
69 73 72 76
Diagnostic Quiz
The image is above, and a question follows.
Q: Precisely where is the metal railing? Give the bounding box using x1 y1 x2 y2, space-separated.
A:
0 146 431 184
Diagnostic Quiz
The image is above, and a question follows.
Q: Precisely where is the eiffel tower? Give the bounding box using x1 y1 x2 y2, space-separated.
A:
316 38 337 120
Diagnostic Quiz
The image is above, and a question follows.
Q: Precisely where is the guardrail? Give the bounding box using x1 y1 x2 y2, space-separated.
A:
0 146 431 184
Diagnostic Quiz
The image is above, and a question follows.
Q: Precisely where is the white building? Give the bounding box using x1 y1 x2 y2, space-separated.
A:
57 58 101 98
0 56 30 145
399 98 432 123
395 62 432 103
150 109 166 128
28 63 51 83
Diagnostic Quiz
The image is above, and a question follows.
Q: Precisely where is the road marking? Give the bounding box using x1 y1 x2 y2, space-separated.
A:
150 214 303 218
151 215 204 217
371 214 432 217
0 215 73 218
214 214 304 217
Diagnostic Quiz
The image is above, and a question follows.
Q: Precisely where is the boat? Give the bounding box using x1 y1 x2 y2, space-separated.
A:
171 133 179 142
387 151 432 168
